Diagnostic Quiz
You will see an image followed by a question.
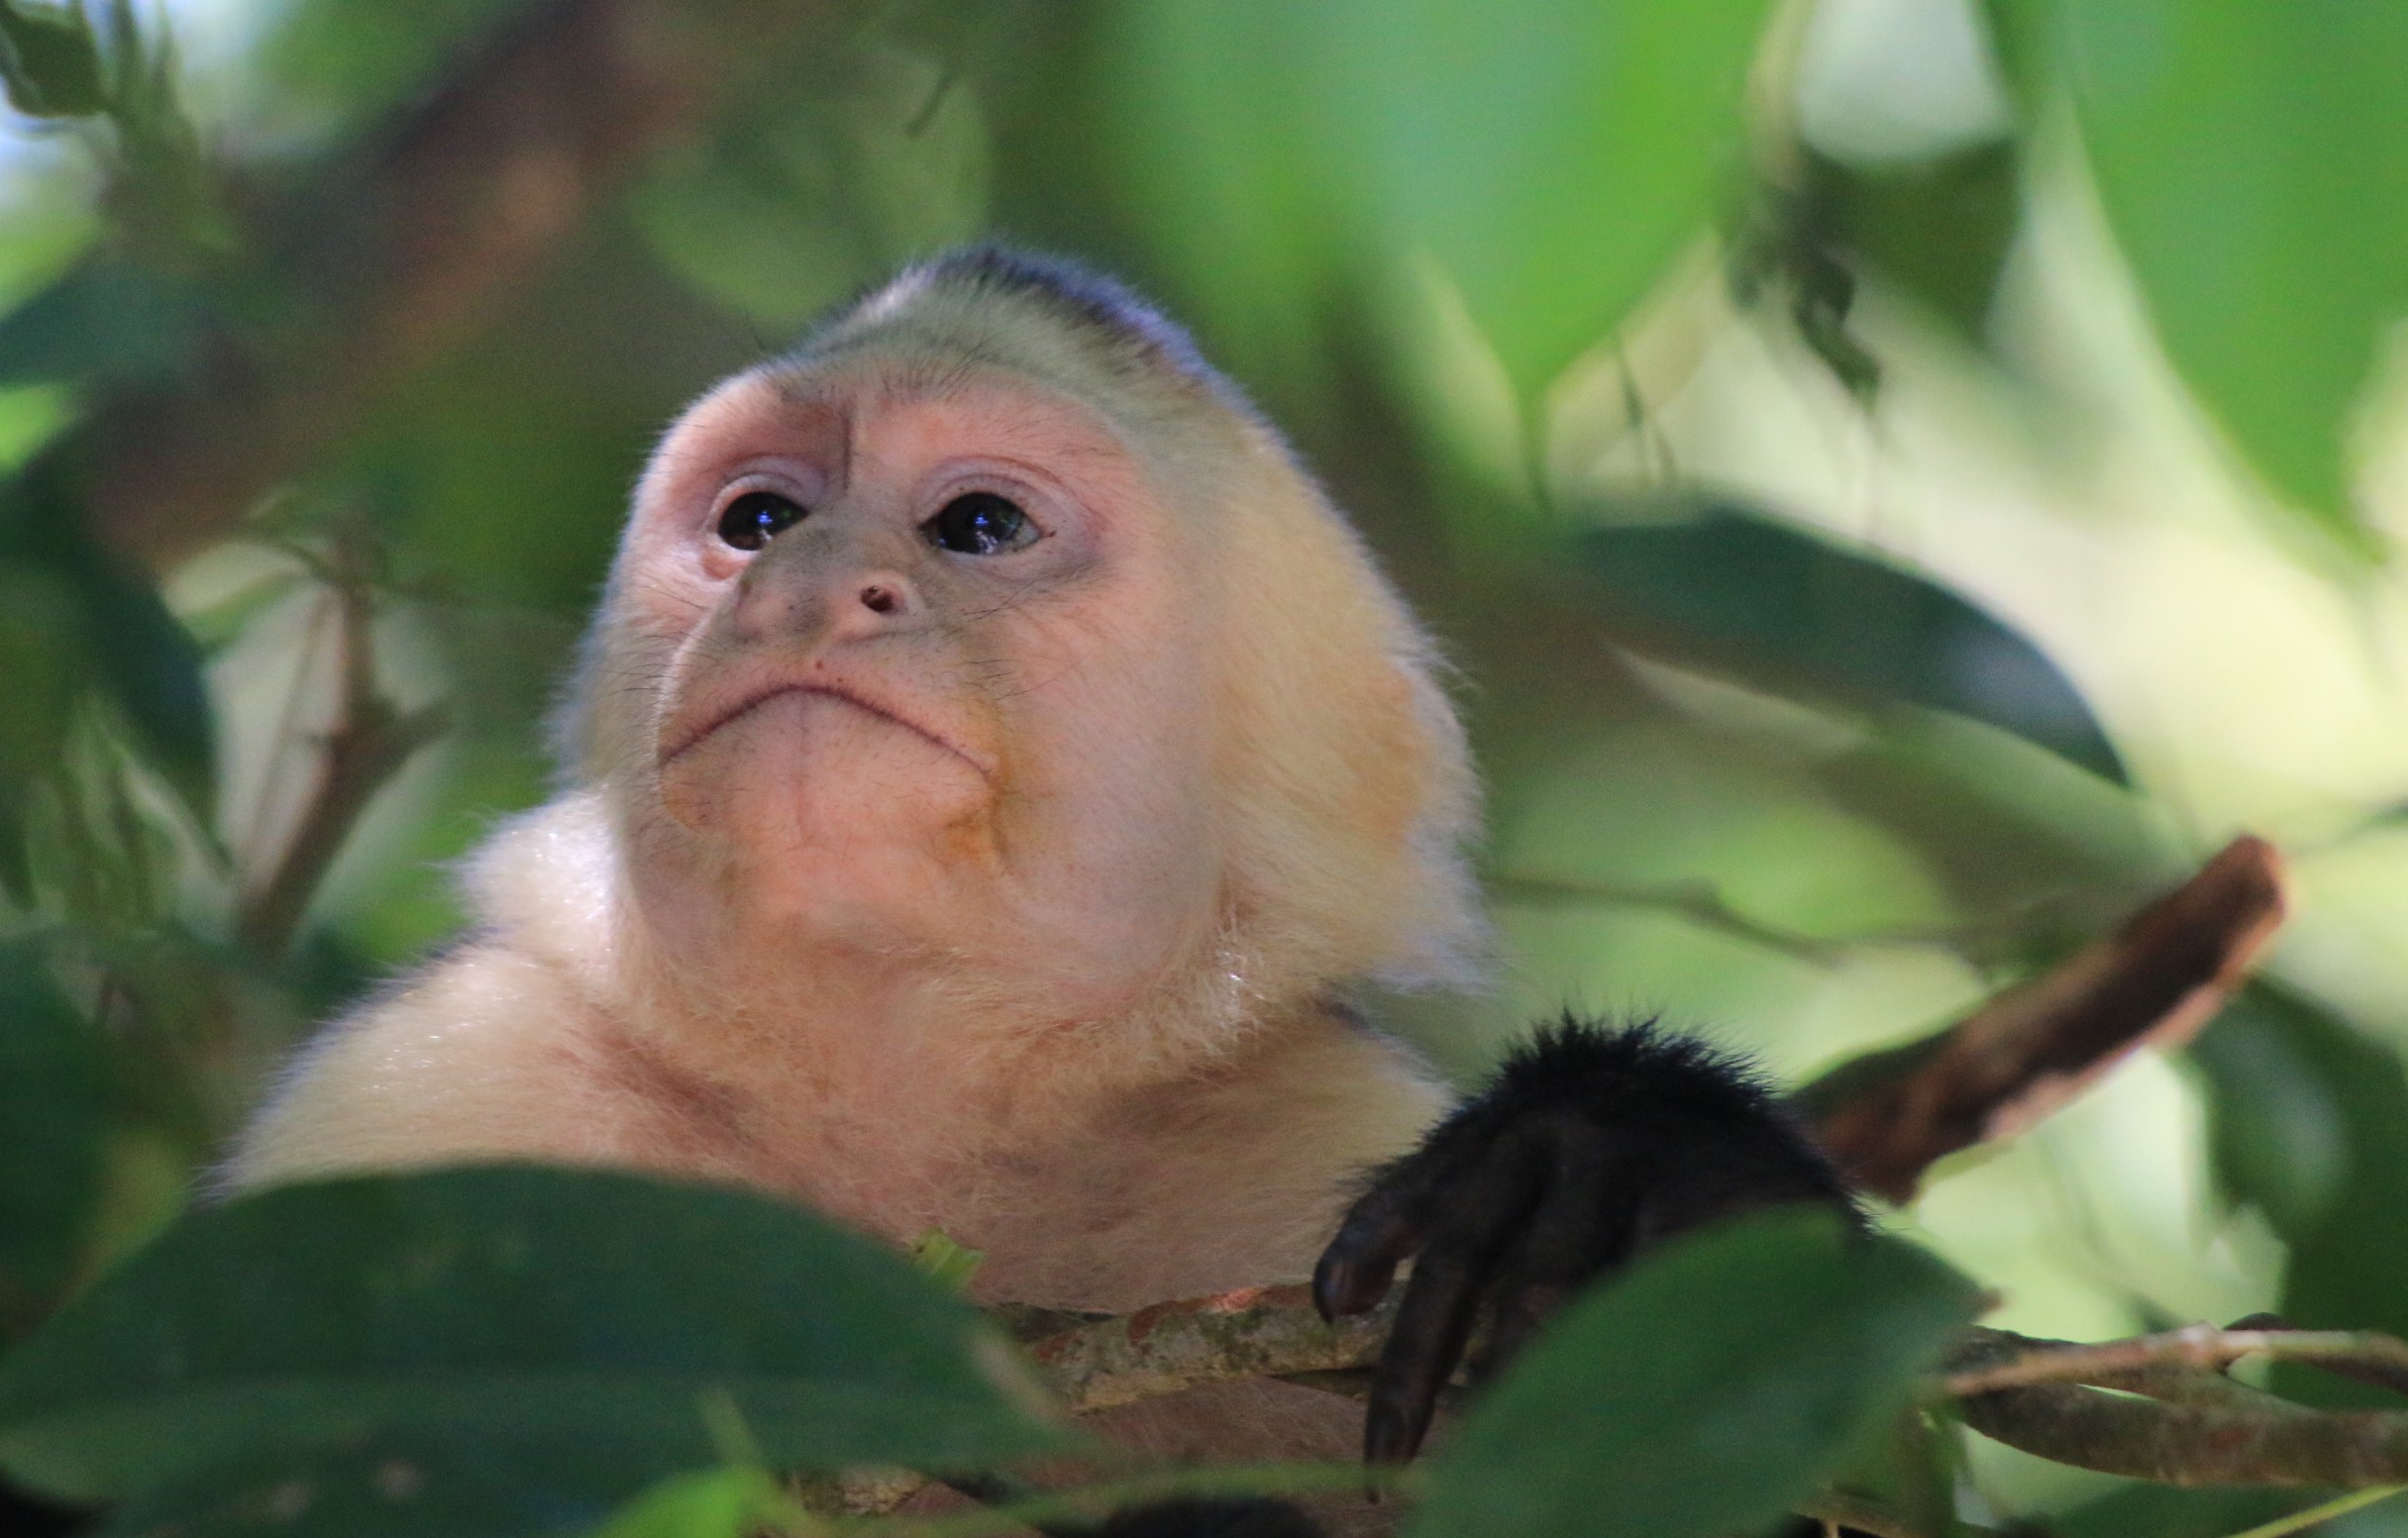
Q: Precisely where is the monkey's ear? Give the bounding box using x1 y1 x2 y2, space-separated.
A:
1313 1016 1859 1467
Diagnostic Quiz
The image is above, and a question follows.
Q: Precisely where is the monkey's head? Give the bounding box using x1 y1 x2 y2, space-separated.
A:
564 251 1479 1032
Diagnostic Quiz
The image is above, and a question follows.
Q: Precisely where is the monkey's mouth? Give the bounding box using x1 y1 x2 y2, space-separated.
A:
661 681 991 779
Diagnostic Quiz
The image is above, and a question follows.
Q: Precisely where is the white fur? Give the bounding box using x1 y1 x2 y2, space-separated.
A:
228 256 1478 1313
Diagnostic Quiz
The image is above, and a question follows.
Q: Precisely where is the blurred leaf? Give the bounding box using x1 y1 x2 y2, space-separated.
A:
0 462 214 823
1578 503 2127 781
590 1467 798 1538
2195 983 2408 1406
0 1167 1068 1512
2191 991 2351 1237
0 939 107 1339
0 560 81 898
1814 708 2179 943
1406 1212 1979 1538
2042 0 2408 546
0 259 212 389
176 568 303 656
910 1228 985 1293
1318 0 1775 397
0 1 103 118
2054 1484 2315 1538
1099 0 1347 393
91 1438 759 1538
257 0 536 145
1820 142 2022 343
629 43 988 329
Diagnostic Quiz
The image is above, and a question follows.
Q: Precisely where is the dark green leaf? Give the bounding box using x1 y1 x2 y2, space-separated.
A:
1818 143 2022 344
1577 503 2127 781
2045 0 2408 545
0 1167 1070 1511
0 1 104 118
0 464 216 821
1319 0 1776 396
0 260 211 389
2194 983 2408 1407
1407 1211 1979 1538
0 939 107 1339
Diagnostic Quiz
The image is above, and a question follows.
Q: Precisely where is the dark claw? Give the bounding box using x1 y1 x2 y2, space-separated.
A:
1316 1017 1861 1469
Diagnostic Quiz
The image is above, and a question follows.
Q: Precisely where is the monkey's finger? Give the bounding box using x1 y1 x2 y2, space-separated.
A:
1313 1180 1425 1320
1465 1137 1620 1383
1362 1142 1545 1464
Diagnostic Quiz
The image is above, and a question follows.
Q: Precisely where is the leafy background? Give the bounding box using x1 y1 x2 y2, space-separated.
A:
3 0 2408 1533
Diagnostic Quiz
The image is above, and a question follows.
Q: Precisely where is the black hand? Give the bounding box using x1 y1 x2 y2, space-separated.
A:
1313 1016 1860 1466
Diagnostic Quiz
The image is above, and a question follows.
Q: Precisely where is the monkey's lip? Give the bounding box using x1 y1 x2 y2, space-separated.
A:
661 676 992 779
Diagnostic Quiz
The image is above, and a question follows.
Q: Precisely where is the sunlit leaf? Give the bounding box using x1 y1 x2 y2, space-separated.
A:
2043 0 2408 546
1408 1211 1978 1538
1578 502 2126 782
0 1167 1070 1512
0 939 107 1339
1317 0 1775 397
1099 0 1348 396
589 1467 798 1538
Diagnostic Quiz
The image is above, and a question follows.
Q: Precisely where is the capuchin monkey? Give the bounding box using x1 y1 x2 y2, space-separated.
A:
227 250 1854 1536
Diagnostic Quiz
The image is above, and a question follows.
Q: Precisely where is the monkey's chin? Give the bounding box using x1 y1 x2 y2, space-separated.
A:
652 690 1000 929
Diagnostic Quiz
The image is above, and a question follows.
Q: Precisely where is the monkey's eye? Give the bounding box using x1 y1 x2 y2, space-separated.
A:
716 491 807 551
922 492 1038 557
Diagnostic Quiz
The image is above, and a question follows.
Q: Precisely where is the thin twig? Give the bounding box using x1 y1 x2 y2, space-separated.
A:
235 538 448 959
2220 1486 2406 1538
1942 1325 2408 1400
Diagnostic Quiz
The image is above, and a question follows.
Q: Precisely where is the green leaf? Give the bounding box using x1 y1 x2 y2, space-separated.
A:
0 1167 1070 1513
1577 502 2127 782
0 465 216 822
2046 0 2408 544
0 260 212 389
2194 983 2408 1408
627 43 986 330
0 1 104 118
1320 0 1776 397
0 939 107 1339
590 1467 800 1538
1099 0 1350 398
1407 1211 1979 1538
1817 142 2023 344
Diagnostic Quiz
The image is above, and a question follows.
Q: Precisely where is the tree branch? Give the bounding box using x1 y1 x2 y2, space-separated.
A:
79 0 842 570
1800 835 2287 1201
1015 1285 1401 1415
234 535 447 958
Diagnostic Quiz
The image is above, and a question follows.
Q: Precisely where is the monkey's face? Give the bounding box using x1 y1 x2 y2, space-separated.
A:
589 364 1224 1003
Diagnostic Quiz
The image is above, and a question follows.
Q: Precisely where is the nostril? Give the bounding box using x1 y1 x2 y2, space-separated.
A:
860 583 898 615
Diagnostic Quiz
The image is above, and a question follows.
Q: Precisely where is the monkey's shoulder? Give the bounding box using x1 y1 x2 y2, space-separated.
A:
220 937 661 1190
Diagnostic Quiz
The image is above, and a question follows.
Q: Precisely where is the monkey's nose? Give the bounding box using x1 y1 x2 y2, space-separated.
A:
860 583 900 615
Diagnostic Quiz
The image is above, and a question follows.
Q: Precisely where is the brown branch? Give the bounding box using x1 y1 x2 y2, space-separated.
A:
235 543 448 958
1942 1324 2408 1401
1801 835 2288 1201
1953 1377 2408 1487
1017 1285 1400 1415
83 0 842 570
1944 1326 2408 1487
